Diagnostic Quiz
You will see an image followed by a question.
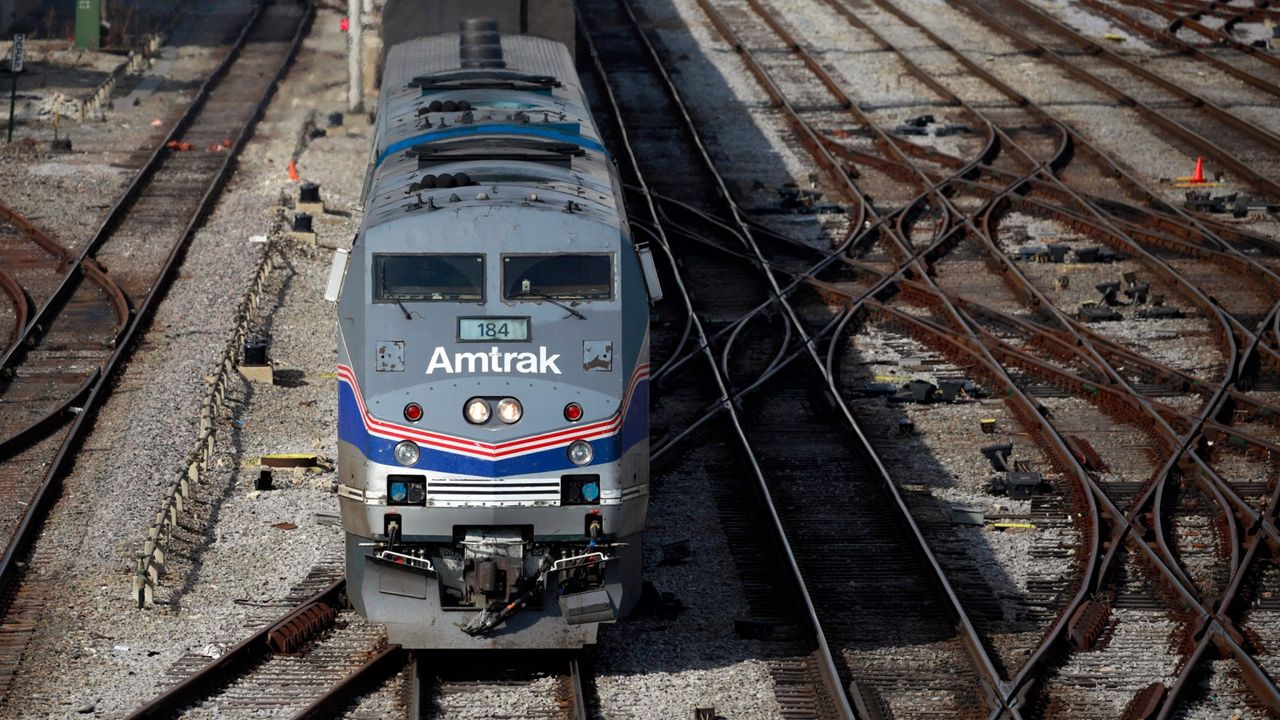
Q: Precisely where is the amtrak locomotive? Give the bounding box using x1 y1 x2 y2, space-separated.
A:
332 5 659 649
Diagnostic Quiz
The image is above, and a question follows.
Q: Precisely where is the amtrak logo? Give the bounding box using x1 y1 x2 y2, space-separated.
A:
426 346 561 375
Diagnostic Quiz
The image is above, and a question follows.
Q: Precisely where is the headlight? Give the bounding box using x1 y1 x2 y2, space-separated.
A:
388 475 426 506
567 440 593 466
464 397 491 424
393 440 420 467
497 397 522 424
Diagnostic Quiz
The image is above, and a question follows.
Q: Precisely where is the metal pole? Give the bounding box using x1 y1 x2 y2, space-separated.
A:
347 0 362 113
6 73 15 143
8 33 23 142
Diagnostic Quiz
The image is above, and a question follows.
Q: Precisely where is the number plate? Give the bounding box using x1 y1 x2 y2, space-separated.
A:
458 317 530 342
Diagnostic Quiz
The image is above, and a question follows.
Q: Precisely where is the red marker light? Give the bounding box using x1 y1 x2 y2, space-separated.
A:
564 402 583 422
339 17 350 32
403 403 423 422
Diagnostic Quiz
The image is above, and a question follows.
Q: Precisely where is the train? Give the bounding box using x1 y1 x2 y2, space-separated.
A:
330 0 661 649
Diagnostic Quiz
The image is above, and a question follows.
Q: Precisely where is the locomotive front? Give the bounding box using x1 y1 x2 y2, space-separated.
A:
333 27 652 649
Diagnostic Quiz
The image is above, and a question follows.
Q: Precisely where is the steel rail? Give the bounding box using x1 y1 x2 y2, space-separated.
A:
126 579 345 719
0 0 316 614
768 0 1269 486
0 204 129 361
593 0 1075 707
570 656 589 720
730 2 1131 705
0 260 130 456
1127 0 1280 73
839 22 1259 717
689 0 1085 711
578 5 857 715
288 644 407 720
833 0 1280 320
645 185 1243 715
953 0 1280 200
1161 0 1280 35
798 0 1280 702
0 201 74 266
1156 0 1280 23
696 0 1280 712
0 0 255 375
0 370 100 463
839 0 1280 507
878 0 1280 705
824 0 1280 325
833 0 1280 295
1079 0 1280 95
0 269 26 351
670 18 1100 707
611 0 1280 707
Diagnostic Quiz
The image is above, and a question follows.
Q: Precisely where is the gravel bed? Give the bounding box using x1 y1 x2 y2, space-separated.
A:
1039 607 1181 716
0 2 252 258
345 663 411 719
888 0 1259 205
845 2 1015 108
634 0 825 214
2 0 1273 715
990 211 1226 377
934 256 1035 318
0 8 358 717
430 676 563 719
1028 0 1158 52
1038 396 1158 488
1243 559 1280 682
594 456 785 719
1170 658 1270 719
844 319 1082 673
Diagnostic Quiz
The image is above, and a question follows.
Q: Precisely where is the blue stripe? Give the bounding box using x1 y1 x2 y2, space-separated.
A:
337 380 647 477
376 124 607 168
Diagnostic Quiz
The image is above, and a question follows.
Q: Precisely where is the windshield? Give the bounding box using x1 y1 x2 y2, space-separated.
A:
374 254 484 302
502 254 612 301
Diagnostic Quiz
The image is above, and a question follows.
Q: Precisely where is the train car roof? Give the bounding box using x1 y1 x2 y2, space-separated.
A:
361 33 622 238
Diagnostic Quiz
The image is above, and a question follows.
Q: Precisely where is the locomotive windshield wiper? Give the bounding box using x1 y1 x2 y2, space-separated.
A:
515 285 585 320
380 266 413 320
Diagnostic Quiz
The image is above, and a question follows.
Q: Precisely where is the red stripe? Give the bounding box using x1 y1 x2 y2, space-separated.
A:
336 363 648 457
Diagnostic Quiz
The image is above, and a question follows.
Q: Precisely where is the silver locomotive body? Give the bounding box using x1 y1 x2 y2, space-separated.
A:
335 25 652 649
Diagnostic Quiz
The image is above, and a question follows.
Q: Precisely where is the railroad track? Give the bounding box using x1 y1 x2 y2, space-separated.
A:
0 0 315 701
955 0 1280 199
583 0 1280 714
125 564 398 719
406 650 589 719
5 0 1270 714
123 558 590 719
582 0 1013 715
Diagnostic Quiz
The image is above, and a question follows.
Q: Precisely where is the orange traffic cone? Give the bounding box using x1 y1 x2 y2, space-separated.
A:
1189 156 1205 184
287 159 300 182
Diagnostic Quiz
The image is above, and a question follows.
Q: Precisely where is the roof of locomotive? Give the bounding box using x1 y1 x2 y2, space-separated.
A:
360 33 622 236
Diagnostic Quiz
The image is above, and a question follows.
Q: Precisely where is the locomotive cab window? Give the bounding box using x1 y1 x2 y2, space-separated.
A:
502 254 613 301
374 254 484 302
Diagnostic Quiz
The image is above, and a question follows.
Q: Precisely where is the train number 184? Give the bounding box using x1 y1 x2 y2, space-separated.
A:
458 317 530 341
